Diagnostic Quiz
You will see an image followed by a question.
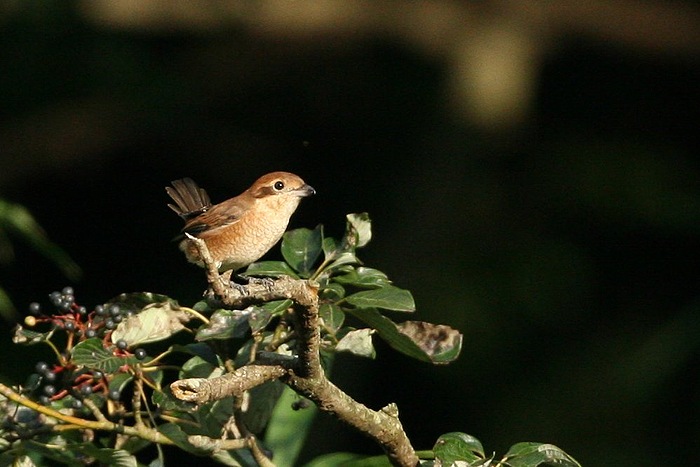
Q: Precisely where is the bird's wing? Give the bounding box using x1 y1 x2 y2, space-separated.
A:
166 178 212 220
181 195 251 236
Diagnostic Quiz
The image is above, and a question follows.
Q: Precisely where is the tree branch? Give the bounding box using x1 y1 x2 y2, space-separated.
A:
172 236 419 466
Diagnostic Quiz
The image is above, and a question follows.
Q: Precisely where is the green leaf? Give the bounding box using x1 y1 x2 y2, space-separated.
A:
347 308 431 362
104 292 173 314
336 328 376 358
433 432 486 465
0 286 17 321
12 325 55 345
108 373 134 395
68 444 138 467
282 226 323 276
501 442 582 467
266 386 318 467
396 321 463 364
244 261 299 278
319 303 345 333
261 299 293 315
195 308 250 341
320 282 345 301
345 213 372 248
0 200 81 280
180 355 221 379
157 423 212 456
345 286 415 312
247 306 273 334
334 267 391 288
71 338 136 372
110 301 191 346
304 452 391 467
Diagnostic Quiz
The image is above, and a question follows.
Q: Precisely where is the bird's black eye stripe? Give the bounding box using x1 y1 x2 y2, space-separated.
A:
274 181 285 190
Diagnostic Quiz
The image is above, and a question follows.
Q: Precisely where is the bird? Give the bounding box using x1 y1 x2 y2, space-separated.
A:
166 171 315 272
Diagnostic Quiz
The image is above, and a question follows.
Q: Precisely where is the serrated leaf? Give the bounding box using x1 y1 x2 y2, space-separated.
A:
71 338 136 372
501 442 581 467
282 226 323 276
336 328 376 359
111 302 191 346
334 267 391 288
433 432 486 464
266 387 318 467
244 261 299 278
319 303 345 333
346 213 372 248
195 308 251 341
396 321 463 364
12 324 54 345
345 286 415 312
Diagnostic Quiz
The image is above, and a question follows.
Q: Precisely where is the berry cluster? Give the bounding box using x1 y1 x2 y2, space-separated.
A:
23 287 148 406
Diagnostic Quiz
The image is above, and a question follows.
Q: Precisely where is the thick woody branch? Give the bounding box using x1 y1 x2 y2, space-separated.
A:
174 236 419 466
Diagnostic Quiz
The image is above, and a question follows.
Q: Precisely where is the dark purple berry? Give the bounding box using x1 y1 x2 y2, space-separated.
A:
43 371 57 383
108 389 120 401
77 306 87 316
134 348 147 360
64 321 75 332
39 395 51 405
92 371 103 380
28 302 41 315
105 319 116 330
85 328 97 338
61 286 74 296
43 385 56 396
80 385 93 396
71 399 83 409
116 339 128 350
49 292 62 306
35 362 49 374
109 305 121 317
95 305 106 316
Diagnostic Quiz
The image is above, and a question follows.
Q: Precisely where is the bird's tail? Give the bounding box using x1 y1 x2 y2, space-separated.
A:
166 178 212 220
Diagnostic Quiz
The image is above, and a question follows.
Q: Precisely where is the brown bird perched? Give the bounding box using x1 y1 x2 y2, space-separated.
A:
166 172 315 272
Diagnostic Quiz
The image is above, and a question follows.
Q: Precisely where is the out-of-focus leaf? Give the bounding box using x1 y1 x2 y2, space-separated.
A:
304 452 391 467
319 303 345 333
433 432 487 465
336 328 375 358
266 387 318 467
334 267 391 288
195 308 251 341
0 286 17 321
282 226 323 276
0 200 81 280
71 338 136 373
397 321 463 364
111 301 191 346
345 286 415 312
345 213 372 248
500 442 581 467
244 261 299 278
67 444 138 467
241 380 286 434
12 325 54 345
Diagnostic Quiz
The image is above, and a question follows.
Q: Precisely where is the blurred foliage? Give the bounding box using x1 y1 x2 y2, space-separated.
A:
0 200 80 321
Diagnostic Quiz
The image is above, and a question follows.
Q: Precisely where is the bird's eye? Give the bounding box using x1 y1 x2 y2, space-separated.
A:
273 181 285 191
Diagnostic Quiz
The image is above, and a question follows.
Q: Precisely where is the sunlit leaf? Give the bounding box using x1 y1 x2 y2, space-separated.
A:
397 321 463 364
247 306 273 333
244 261 299 278
195 308 251 341
71 338 136 373
111 301 191 346
501 442 581 467
433 432 486 465
345 286 415 312
347 309 430 362
345 213 372 248
12 324 54 345
336 328 376 359
282 226 323 276
334 267 391 288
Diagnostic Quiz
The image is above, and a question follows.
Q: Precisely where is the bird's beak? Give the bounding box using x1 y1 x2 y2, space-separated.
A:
295 184 316 197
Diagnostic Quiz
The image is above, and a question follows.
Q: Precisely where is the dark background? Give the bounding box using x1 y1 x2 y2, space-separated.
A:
1 2 699 466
